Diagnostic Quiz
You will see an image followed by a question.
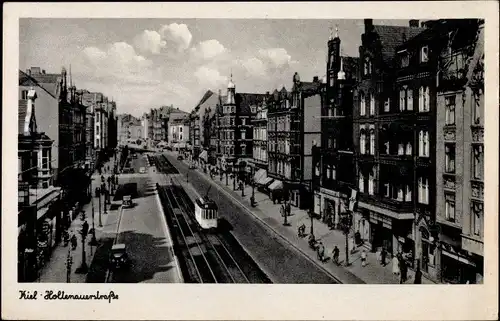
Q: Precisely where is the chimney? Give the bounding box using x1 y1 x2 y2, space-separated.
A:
409 20 419 28
364 19 373 33
313 76 319 83
31 67 41 75
42 70 46 74
26 69 31 76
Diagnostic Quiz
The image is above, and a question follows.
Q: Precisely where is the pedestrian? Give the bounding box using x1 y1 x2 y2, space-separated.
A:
400 259 407 284
392 254 400 275
414 260 422 284
360 249 367 267
381 247 387 266
70 234 77 250
317 242 325 262
332 246 340 265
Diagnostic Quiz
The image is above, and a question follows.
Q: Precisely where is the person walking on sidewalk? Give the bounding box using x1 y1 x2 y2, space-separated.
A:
360 249 367 267
317 242 325 262
380 247 387 266
414 260 422 284
332 246 340 265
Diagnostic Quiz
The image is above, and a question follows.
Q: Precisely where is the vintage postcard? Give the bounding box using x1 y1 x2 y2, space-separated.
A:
2 1 499 320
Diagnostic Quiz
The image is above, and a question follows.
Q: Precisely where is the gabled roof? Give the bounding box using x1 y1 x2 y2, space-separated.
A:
195 90 214 109
299 81 321 95
341 56 360 81
373 25 425 64
236 93 266 114
18 70 58 99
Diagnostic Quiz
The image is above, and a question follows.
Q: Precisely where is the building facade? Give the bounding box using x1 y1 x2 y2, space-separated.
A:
267 73 322 209
251 100 268 184
313 30 358 230
433 19 485 284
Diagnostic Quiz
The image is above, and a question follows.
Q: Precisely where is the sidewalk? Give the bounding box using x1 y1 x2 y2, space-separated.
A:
185 158 435 284
38 156 117 283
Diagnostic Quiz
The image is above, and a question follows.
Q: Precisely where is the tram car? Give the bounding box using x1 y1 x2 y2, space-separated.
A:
194 196 219 229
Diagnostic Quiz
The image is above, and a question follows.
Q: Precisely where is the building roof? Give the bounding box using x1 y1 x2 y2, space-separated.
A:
373 25 425 64
235 93 266 114
18 70 59 99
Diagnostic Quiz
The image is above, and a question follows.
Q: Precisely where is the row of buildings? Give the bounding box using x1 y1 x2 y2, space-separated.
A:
18 66 118 281
117 105 190 150
186 19 484 284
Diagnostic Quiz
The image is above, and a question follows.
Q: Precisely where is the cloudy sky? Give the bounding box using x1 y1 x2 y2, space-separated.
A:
20 19 409 117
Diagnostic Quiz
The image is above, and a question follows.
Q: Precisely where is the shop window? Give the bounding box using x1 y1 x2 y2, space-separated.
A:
472 145 484 180
445 144 456 173
445 95 456 125
445 193 456 222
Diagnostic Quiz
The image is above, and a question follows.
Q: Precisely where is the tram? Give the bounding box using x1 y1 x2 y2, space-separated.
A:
194 195 219 230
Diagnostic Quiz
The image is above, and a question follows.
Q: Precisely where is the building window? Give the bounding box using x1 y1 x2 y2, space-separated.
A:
364 57 372 76
407 89 413 111
445 96 456 125
418 86 430 112
405 185 412 202
420 46 429 63
399 88 406 111
179 127 183 133
418 130 430 157
242 118 246 125
358 174 365 193
384 98 390 113
369 129 375 155
41 149 50 170
400 52 409 68
418 177 429 204
326 164 331 179
241 132 246 140
315 162 320 176
360 129 366 154
21 90 29 100
397 186 404 201
369 93 375 115
368 170 375 195
472 203 483 236
332 165 336 180
472 145 484 180
360 92 366 116
445 144 456 173
445 193 456 222
398 143 405 155
405 142 412 156
383 183 390 197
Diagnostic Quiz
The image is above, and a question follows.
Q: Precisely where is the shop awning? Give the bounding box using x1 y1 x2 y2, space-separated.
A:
268 180 283 191
253 169 266 182
259 176 274 186
199 150 208 162
358 201 414 220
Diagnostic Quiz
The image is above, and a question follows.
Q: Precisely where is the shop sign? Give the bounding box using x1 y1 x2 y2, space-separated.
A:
320 188 341 198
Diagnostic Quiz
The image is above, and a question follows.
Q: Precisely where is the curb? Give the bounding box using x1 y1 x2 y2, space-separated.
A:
176 157 358 284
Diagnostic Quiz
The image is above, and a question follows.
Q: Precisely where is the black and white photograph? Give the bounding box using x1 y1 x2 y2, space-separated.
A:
3 2 499 320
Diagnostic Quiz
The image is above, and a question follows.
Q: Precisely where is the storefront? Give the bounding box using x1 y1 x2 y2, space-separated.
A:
353 208 371 243
318 187 345 228
440 248 482 284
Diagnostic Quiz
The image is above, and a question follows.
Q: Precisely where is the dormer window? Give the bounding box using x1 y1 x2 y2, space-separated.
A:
420 46 429 63
400 52 410 68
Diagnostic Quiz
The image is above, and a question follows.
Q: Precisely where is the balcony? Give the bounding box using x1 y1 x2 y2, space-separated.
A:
359 194 414 218
379 153 413 166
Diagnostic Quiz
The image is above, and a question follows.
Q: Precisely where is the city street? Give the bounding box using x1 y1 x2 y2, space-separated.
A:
164 152 338 283
87 154 182 283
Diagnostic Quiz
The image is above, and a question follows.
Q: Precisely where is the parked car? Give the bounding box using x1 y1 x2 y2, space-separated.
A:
122 195 133 208
177 155 184 160
109 243 130 270
139 167 146 174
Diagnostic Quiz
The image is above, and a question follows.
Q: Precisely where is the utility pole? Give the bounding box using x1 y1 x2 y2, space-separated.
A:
89 197 98 246
97 187 102 227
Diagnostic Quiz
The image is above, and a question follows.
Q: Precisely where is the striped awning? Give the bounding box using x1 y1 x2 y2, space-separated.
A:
259 176 274 186
253 169 266 182
268 180 283 191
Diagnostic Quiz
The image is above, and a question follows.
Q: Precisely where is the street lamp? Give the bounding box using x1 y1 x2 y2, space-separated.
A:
96 187 103 227
66 249 73 283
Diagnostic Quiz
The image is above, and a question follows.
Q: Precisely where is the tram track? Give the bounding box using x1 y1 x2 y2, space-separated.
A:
152 154 261 283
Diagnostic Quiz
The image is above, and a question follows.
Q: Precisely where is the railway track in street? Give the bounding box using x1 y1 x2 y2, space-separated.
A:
152 154 263 283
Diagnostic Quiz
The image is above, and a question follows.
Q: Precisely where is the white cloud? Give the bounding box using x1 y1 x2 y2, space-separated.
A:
240 57 267 77
258 48 294 67
133 30 166 54
159 23 192 52
194 66 228 88
83 47 107 61
191 39 227 60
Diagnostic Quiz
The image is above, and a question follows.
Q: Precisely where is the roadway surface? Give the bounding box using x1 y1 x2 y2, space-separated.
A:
164 153 337 283
86 153 182 283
